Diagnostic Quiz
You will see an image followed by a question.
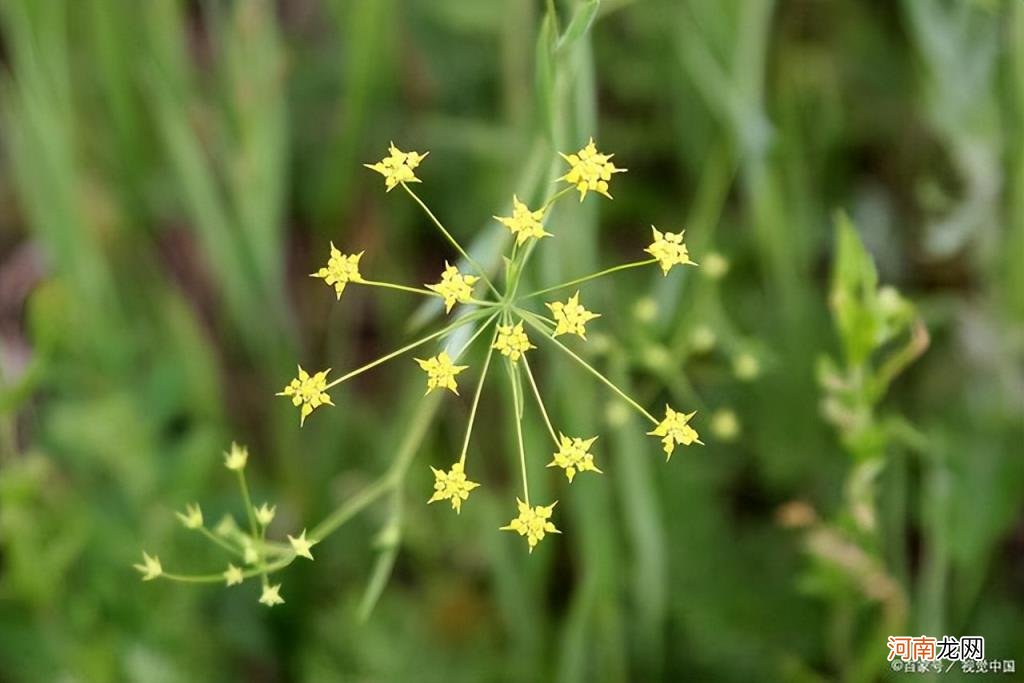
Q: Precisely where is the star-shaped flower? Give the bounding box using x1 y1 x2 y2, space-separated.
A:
364 142 428 191
259 583 285 606
647 405 702 460
500 499 560 552
277 366 334 426
492 321 534 362
223 564 244 586
547 434 602 483
415 351 468 394
288 529 316 560
427 262 479 313
175 503 203 530
558 138 626 201
255 503 276 527
427 462 480 514
645 226 696 276
311 243 363 299
495 195 551 245
546 291 601 339
224 442 249 471
133 552 163 581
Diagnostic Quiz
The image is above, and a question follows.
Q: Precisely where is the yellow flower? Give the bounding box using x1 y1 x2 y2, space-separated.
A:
559 138 625 201
223 564 244 586
133 552 162 581
224 442 249 471
648 405 702 460
492 321 534 362
546 291 600 339
259 583 285 606
427 462 480 514
364 142 428 191
547 434 602 483
175 503 203 530
500 499 560 552
288 529 316 560
415 351 468 395
495 195 551 245
277 366 334 426
255 503 276 527
311 243 363 299
645 226 695 275
426 262 479 313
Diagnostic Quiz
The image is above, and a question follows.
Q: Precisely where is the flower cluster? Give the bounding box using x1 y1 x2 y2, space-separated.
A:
645 226 696 275
547 292 600 339
559 137 625 201
137 138 707 604
428 462 480 514
276 139 703 552
276 366 333 426
133 442 317 607
496 196 551 245
416 351 467 394
648 406 703 459
364 142 428 191
492 321 535 362
428 262 479 313
500 499 560 552
548 434 601 483
312 244 363 298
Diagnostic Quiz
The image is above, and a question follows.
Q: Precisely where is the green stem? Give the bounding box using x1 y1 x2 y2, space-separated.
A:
359 279 437 297
310 393 439 541
503 188 573 300
523 308 557 327
161 555 296 584
401 183 501 297
324 310 486 390
310 473 393 542
509 358 531 504
223 529 290 556
363 279 496 307
454 311 499 359
257 523 270 588
519 310 658 425
540 185 573 214
198 526 243 557
521 354 559 445
235 470 259 538
459 328 498 466
522 259 657 299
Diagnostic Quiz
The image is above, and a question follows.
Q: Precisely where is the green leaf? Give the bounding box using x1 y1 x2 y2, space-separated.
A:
831 211 880 366
556 1 600 53
534 12 556 141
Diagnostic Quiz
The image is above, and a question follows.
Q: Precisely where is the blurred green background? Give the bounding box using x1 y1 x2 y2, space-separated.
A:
0 0 1021 681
